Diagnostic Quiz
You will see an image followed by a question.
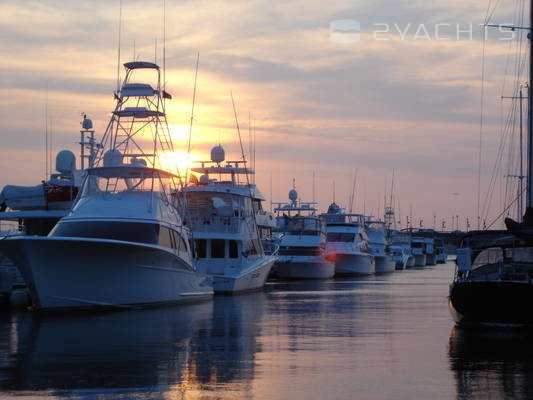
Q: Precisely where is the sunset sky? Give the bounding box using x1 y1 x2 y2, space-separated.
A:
0 0 527 230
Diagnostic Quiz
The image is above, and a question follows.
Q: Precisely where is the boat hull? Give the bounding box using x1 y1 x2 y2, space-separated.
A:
425 254 437 265
436 254 447 263
413 254 426 267
334 253 375 276
375 255 396 273
213 256 276 293
449 280 533 327
276 257 335 279
0 237 213 311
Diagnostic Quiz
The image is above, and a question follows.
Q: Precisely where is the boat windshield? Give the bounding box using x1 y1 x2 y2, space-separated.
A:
472 247 503 269
81 168 174 197
286 217 322 235
327 232 355 242
504 247 533 264
185 191 251 218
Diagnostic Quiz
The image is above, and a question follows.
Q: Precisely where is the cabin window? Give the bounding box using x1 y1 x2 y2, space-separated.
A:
326 232 355 242
229 240 239 258
196 239 207 258
158 226 173 248
170 230 188 252
50 221 160 245
211 239 225 258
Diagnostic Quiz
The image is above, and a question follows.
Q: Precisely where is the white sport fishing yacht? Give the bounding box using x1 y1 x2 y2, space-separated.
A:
322 203 375 276
182 145 277 293
411 237 427 266
390 231 415 269
273 185 334 279
0 61 213 310
365 219 395 273
423 236 437 265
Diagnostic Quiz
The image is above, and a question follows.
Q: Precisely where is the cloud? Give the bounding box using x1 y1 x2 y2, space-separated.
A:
0 0 524 227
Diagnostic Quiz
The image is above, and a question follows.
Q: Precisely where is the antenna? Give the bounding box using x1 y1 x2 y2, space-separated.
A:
154 37 158 64
349 168 358 213
185 52 200 185
270 171 273 211
49 116 53 177
248 111 252 175
44 80 49 180
389 169 395 210
116 0 122 92
163 0 166 91
312 170 316 204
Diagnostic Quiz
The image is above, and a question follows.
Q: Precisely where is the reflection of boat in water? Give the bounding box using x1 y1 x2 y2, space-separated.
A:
0 303 213 395
0 292 267 398
449 326 533 399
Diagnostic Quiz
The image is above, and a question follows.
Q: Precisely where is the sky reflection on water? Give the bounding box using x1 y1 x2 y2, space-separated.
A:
1 263 532 399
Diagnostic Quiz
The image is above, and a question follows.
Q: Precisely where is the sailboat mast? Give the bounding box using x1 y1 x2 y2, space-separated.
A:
527 0 533 208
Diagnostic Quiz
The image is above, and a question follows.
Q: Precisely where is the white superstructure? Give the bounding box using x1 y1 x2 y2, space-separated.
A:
390 231 414 269
273 186 334 279
322 203 375 276
182 146 277 293
411 237 427 267
365 220 395 273
0 61 213 310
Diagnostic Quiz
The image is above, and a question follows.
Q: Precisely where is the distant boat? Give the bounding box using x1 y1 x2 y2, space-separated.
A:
0 61 213 310
389 231 414 269
183 145 277 293
273 185 334 279
365 219 396 273
322 203 375 276
434 238 447 263
411 237 427 267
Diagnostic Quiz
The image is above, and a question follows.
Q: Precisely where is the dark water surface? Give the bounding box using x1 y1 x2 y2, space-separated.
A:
1 261 532 399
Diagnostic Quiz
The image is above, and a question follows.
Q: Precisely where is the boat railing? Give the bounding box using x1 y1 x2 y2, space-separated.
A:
262 240 280 256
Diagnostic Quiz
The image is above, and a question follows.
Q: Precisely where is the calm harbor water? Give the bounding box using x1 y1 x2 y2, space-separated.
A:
1 261 532 399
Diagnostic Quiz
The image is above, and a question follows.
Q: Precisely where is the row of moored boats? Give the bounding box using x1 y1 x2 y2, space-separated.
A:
0 60 446 311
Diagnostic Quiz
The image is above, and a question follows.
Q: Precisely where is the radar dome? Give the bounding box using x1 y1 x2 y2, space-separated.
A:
82 117 93 130
56 150 76 174
103 149 123 167
288 189 298 202
131 157 147 167
199 174 210 185
210 145 225 163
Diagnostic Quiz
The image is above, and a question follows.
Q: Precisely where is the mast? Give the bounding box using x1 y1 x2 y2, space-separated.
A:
526 0 533 214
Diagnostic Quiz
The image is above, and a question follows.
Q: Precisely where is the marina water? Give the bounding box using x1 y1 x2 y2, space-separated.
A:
1 261 531 399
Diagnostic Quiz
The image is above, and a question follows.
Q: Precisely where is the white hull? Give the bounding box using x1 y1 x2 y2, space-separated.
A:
334 253 375 276
425 254 437 265
406 256 415 267
414 254 426 267
213 256 276 293
375 255 396 273
0 237 213 310
276 256 335 279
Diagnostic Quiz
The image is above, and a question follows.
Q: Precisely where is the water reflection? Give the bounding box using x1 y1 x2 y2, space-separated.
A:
449 327 533 399
0 292 267 399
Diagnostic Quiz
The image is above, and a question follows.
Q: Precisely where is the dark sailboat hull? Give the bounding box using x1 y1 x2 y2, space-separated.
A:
449 281 533 327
